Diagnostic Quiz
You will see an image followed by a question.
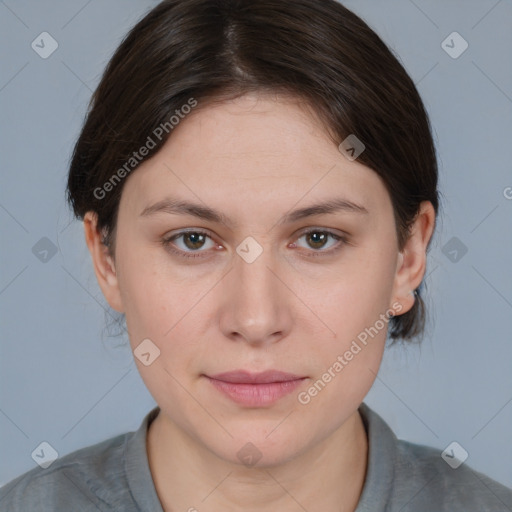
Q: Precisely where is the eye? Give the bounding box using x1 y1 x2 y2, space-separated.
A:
291 228 347 257
162 229 218 259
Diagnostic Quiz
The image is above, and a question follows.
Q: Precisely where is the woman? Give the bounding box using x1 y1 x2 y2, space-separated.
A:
1 0 511 510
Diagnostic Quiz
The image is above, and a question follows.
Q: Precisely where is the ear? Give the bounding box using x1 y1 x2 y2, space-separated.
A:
390 201 436 315
83 211 124 313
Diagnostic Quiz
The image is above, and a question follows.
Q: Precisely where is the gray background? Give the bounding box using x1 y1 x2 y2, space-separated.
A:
1 0 511 490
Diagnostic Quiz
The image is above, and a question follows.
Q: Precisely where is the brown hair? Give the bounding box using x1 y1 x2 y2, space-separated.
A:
67 0 440 342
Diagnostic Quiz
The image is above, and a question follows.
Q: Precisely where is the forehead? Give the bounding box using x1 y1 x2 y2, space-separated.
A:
159 93 341 170
119 93 392 225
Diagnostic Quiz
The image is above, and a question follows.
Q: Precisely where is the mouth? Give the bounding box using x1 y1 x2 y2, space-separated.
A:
203 370 307 407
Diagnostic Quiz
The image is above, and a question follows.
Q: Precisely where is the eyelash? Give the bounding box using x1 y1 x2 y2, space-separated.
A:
161 228 349 260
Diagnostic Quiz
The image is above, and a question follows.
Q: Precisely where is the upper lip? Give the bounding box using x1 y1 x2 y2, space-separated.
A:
206 370 306 384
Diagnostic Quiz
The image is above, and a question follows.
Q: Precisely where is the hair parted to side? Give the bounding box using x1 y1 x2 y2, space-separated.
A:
67 0 440 343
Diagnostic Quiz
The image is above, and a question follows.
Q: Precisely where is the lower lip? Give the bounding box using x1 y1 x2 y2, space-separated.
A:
205 376 306 407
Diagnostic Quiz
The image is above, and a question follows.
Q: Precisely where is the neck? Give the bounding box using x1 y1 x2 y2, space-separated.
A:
147 408 368 512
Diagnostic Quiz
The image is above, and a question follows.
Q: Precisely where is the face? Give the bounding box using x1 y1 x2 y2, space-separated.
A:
87 93 429 467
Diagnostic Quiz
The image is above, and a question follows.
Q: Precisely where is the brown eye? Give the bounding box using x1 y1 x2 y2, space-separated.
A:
298 229 342 249
162 230 217 259
304 231 330 250
181 232 207 250
292 229 348 257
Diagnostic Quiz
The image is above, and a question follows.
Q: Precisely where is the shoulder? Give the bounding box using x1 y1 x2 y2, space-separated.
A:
391 438 512 511
0 431 135 512
357 403 512 512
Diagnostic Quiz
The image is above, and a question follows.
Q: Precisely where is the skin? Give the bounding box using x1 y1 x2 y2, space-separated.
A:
84 93 435 512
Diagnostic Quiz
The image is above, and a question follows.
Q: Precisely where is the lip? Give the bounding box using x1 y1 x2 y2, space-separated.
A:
204 370 307 407
208 370 305 384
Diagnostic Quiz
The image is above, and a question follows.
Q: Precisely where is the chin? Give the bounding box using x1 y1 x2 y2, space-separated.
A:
204 427 311 469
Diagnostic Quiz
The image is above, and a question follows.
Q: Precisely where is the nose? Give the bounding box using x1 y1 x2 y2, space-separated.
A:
218 245 294 346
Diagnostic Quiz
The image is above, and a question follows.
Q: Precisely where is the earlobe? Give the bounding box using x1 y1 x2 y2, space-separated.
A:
83 212 124 313
390 201 436 315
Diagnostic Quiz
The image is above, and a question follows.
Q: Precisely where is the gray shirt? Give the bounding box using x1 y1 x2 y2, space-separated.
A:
1 402 511 511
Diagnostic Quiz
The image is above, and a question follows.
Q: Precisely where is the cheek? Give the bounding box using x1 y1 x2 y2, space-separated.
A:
296 284 391 422
115 242 215 373
298 243 397 398
316 246 397 340
116 233 180 318
117 257 204 410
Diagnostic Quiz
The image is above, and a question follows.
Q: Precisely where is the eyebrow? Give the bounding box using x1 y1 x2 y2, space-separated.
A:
140 196 369 228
